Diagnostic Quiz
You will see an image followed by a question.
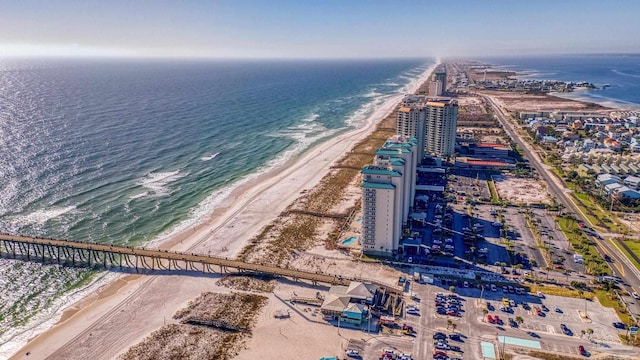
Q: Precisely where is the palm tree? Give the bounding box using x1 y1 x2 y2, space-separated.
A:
515 316 524 326
447 319 453 329
483 308 489 321
581 329 586 338
451 323 457 332
449 285 455 293
586 328 594 340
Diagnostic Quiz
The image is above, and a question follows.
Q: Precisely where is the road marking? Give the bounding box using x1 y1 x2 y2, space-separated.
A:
546 325 556 334
599 241 625 276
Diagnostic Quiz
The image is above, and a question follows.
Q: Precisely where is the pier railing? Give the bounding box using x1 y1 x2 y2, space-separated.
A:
0 234 402 294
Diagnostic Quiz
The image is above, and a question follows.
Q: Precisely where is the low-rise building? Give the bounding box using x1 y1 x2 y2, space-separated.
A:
624 176 640 190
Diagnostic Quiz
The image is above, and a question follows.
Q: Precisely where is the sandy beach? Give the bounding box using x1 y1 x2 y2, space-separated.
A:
4 62 438 360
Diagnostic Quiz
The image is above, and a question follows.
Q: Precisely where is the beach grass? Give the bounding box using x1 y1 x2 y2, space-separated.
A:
611 239 640 272
594 290 635 324
238 109 399 266
526 284 594 299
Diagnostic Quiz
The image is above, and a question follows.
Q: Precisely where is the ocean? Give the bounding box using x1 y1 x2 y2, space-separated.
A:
0 57 434 353
479 54 640 109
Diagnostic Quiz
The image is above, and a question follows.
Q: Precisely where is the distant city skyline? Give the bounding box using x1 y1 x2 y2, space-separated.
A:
1 0 639 59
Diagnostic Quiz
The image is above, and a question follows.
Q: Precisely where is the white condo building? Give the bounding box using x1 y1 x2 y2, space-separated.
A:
425 99 458 157
396 95 458 159
361 136 417 256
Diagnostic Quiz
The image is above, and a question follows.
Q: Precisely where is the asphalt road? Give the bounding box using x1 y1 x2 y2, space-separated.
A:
481 94 640 322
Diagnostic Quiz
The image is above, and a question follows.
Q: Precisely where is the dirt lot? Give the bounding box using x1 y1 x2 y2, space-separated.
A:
493 175 551 205
480 91 611 112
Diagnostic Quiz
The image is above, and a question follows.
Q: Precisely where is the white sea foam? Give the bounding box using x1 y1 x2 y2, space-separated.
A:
363 88 380 98
302 113 320 122
10 206 76 227
612 69 640 79
128 191 149 200
200 152 220 161
147 59 439 250
136 170 185 197
0 267 118 359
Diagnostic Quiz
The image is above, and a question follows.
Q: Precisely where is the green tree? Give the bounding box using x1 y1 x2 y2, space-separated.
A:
586 328 594 340
515 316 524 326
483 308 489 321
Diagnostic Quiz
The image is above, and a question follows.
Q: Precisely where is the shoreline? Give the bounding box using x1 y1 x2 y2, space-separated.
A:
4 61 439 359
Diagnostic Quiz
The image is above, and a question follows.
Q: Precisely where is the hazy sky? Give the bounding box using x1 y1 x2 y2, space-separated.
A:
1 0 639 58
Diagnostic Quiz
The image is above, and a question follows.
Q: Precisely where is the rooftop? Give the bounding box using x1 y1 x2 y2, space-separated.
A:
361 166 401 177
361 181 395 190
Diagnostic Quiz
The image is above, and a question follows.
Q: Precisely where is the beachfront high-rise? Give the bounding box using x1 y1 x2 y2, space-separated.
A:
425 99 458 157
428 71 447 97
361 136 417 256
396 96 426 160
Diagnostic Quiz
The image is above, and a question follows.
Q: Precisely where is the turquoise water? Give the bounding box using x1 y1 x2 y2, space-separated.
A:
341 237 358 246
0 58 435 347
498 336 542 349
481 341 497 359
479 55 640 109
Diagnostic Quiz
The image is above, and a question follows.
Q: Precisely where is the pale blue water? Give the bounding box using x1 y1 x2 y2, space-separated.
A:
0 58 434 346
341 237 358 246
479 55 640 109
0 58 433 246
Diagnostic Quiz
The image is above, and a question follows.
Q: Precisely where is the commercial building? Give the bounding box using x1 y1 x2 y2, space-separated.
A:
361 136 417 256
424 99 459 157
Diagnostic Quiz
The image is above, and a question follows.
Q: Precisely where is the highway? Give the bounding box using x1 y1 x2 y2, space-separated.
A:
481 94 640 322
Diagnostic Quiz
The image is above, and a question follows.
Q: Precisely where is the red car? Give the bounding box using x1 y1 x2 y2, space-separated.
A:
487 314 495 323
578 345 587 356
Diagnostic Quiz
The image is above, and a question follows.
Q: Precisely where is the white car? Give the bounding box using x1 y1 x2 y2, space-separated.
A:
632 292 640 300
346 349 360 357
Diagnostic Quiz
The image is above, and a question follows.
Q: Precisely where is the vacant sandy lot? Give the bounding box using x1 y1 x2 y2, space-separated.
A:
493 175 551 205
480 91 610 112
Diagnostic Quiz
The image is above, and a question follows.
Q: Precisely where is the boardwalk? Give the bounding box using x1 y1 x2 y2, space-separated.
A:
0 234 402 294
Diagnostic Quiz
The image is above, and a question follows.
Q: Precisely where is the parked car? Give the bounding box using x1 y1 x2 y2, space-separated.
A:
554 306 563 313
579 345 588 356
346 349 360 357
560 323 572 335
632 292 640 300
449 333 461 341
433 332 447 340
613 322 627 329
